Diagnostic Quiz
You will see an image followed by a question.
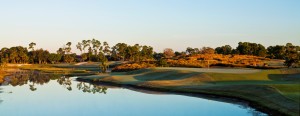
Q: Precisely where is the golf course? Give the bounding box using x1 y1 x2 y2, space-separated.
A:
76 66 300 116
1 1 300 115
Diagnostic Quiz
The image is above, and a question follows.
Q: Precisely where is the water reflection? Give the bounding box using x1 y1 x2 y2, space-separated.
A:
77 82 107 94
0 71 267 116
239 104 267 116
2 71 60 88
57 76 72 91
1 71 107 94
0 88 2 104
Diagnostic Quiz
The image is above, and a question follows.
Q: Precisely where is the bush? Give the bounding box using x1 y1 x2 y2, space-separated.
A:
112 62 155 72
158 59 168 67
0 70 6 84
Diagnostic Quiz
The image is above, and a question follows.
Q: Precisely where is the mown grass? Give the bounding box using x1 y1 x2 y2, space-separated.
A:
77 67 300 116
18 64 98 76
270 84 300 102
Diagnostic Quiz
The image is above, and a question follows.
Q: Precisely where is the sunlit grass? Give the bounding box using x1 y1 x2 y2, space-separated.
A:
78 67 300 115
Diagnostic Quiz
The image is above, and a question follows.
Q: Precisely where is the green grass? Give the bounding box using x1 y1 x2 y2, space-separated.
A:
17 63 99 76
271 84 300 102
77 67 300 116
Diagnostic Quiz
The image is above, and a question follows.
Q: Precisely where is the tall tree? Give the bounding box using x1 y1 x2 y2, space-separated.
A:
86 40 92 61
35 49 50 64
103 41 111 55
215 45 232 55
140 45 153 61
236 42 266 57
76 42 83 54
112 43 128 61
28 42 36 51
201 47 215 54
48 53 62 64
153 52 164 60
98 52 108 73
236 42 252 55
57 48 65 55
91 38 101 55
267 45 285 59
6 46 29 63
130 44 141 61
284 43 300 67
186 47 198 55
63 54 75 63
65 42 72 54
82 40 88 53
257 44 267 57
0 48 9 68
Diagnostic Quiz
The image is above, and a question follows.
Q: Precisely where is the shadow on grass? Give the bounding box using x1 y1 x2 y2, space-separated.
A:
132 70 201 81
268 74 300 81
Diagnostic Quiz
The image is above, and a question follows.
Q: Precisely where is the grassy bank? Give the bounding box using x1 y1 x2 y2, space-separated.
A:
17 63 100 76
77 67 300 116
0 62 124 84
0 70 6 83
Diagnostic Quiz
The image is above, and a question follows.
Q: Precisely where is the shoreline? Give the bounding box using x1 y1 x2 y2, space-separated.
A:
1 65 298 116
76 78 287 116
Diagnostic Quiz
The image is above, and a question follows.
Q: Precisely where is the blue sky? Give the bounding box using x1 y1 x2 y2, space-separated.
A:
0 0 299 53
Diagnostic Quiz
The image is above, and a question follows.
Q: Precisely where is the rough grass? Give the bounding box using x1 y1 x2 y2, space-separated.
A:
2 62 119 81
77 67 300 116
0 70 5 83
18 64 97 76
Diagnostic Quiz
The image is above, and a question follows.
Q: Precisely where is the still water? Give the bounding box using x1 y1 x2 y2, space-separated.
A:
0 71 266 116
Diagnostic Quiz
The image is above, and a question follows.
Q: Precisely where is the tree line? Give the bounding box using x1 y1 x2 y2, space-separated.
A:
0 40 299 67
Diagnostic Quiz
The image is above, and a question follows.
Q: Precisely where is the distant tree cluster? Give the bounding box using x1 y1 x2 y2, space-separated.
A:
185 47 215 55
0 39 154 70
215 45 232 55
111 43 153 62
0 40 299 68
184 42 299 67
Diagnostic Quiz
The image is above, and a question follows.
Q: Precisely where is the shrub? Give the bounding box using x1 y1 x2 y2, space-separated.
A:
112 62 155 72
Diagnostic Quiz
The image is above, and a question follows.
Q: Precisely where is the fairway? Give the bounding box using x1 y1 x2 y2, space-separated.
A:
78 67 300 116
154 67 261 74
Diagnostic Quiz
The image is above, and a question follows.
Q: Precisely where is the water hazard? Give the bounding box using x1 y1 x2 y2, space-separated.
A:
0 71 266 116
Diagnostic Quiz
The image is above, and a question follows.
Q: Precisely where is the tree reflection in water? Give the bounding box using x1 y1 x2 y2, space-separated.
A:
2 71 107 94
77 82 107 94
238 103 266 116
0 88 2 104
57 76 72 91
4 71 60 91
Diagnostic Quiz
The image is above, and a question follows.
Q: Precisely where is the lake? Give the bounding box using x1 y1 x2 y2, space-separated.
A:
0 71 266 116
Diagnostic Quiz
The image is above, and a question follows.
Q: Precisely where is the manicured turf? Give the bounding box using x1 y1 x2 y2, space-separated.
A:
155 67 261 73
270 84 300 102
77 67 300 116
